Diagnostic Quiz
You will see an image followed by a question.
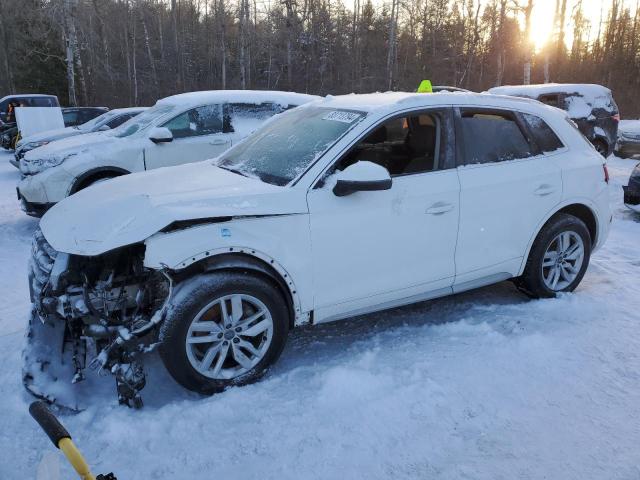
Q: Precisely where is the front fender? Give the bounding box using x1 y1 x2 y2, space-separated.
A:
143 214 313 316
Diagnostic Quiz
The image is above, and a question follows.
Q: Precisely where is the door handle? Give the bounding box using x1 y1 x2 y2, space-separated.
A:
209 138 229 145
534 184 556 196
426 202 454 215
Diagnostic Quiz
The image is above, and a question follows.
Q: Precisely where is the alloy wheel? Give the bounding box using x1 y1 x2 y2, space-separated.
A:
541 231 585 291
185 294 274 380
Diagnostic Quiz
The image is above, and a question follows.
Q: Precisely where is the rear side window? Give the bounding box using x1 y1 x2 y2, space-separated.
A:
29 97 58 107
225 103 285 134
537 94 562 108
522 113 564 153
459 109 533 164
106 114 133 129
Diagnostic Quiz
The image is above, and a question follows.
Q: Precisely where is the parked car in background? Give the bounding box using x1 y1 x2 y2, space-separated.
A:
61 107 109 127
12 107 147 167
623 162 640 212
614 120 640 158
488 83 619 157
0 94 60 149
25 91 611 408
17 90 319 216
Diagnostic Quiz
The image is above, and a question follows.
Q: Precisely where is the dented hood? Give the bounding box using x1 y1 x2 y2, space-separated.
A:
40 161 308 256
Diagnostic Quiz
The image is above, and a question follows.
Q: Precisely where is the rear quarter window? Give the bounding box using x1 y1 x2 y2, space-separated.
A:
459 109 534 164
522 113 564 153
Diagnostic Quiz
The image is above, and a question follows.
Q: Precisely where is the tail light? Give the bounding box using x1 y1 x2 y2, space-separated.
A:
612 113 620 122
603 164 610 183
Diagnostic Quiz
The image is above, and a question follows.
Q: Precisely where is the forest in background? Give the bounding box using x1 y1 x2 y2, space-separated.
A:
0 0 639 116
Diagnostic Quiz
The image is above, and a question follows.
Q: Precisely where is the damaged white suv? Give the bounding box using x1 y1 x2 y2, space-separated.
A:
25 92 611 409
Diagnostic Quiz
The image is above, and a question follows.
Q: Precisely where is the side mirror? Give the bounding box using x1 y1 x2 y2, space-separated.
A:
148 127 173 144
333 161 392 197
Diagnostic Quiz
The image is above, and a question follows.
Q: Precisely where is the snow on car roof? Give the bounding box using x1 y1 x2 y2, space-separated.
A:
317 91 558 117
157 90 320 108
109 107 149 114
0 94 58 102
487 83 612 99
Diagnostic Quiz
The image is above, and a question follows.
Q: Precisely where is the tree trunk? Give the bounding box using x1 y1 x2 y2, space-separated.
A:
523 0 534 84
386 0 397 90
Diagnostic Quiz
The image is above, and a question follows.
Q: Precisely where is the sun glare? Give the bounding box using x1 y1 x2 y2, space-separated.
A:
527 0 636 53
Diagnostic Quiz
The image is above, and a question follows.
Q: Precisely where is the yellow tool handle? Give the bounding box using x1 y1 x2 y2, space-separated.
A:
58 438 96 480
29 401 97 480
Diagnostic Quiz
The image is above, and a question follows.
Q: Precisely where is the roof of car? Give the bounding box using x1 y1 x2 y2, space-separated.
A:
316 91 559 117
487 83 612 98
0 94 58 102
157 90 320 108
109 107 149 114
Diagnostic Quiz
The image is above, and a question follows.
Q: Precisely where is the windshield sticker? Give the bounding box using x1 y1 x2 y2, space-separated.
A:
322 111 361 123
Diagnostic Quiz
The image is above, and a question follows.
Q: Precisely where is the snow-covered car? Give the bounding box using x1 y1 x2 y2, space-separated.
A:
623 162 640 212
488 83 619 157
12 107 147 167
24 91 611 409
614 120 640 159
16 91 319 217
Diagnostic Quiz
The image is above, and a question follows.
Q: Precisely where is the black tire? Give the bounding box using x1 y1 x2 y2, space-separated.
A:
516 213 592 299
159 271 289 394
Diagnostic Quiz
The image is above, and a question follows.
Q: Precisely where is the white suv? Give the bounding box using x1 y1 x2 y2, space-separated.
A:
17 90 318 216
25 92 611 408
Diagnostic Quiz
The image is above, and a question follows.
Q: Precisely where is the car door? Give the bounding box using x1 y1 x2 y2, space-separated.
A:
144 104 231 170
307 108 460 322
454 107 563 286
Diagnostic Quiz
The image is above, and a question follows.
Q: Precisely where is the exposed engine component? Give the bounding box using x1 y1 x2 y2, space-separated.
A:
23 228 171 411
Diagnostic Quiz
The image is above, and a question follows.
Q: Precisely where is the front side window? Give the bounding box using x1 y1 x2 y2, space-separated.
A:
332 110 447 177
109 104 176 138
522 113 564 153
163 104 223 139
460 109 533 164
217 106 366 186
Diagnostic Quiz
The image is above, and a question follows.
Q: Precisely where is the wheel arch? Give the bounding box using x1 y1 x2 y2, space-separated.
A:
69 166 130 194
518 201 599 276
175 251 303 330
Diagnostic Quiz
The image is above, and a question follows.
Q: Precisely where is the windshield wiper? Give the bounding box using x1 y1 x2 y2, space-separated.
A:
218 165 248 177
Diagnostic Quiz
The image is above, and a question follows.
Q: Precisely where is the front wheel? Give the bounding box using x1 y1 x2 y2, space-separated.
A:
516 213 592 298
159 272 289 394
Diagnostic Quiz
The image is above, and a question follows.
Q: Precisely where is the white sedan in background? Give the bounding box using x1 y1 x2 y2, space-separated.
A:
11 107 148 167
17 90 319 216
26 91 611 408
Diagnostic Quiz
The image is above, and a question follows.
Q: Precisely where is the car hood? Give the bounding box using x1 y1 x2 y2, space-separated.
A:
40 161 308 256
23 131 112 160
19 127 78 146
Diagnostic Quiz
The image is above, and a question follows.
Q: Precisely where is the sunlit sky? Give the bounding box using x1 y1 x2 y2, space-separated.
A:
526 0 637 51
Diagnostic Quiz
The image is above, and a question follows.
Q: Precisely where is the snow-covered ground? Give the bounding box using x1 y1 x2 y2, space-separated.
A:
1 150 639 479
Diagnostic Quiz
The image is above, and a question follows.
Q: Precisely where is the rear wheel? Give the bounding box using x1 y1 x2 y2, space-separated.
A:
159 272 289 394
516 213 592 298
